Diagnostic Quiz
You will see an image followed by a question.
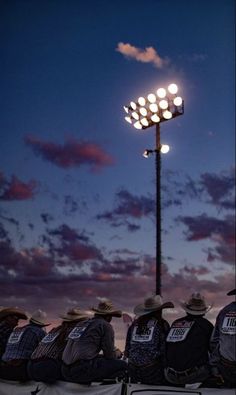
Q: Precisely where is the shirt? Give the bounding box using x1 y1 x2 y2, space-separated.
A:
2 323 46 361
166 314 213 371
125 317 170 367
62 317 116 365
31 321 79 360
0 321 14 359
210 301 236 373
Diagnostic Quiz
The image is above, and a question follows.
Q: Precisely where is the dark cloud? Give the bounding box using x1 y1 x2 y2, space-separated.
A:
0 223 9 241
0 173 37 201
25 135 114 172
178 214 235 265
41 213 54 224
63 195 80 216
96 188 154 230
162 167 235 211
47 224 89 243
0 214 20 227
200 169 235 208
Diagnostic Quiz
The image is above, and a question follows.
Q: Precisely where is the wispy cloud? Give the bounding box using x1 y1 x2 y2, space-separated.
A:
116 42 169 68
25 135 114 172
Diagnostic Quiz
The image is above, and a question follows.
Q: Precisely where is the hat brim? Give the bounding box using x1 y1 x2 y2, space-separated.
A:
0 308 28 321
134 301 174 317
179 302 212 315
227 288 236 296
91 308 122 318
59 314 88 322
30 318 51 326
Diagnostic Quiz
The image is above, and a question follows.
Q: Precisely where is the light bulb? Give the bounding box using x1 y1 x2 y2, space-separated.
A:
133 121 142 129
130 101 137 110
156 88 166 98
139 107 148 116
132 111 139 120
125 116 132 124
138 97 146 106
149 103 158 113
147 93 156 103
159 99 168 109
161 144 170 154
151 114 160 123
173 96 183 106
168 83 178 94
163 110 172 119
140 118 149 127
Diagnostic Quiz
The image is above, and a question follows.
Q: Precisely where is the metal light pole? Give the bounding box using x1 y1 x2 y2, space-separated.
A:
123 83 184 296
155 123 161 295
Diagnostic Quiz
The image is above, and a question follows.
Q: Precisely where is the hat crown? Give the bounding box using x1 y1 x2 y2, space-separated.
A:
144 295 163 309
60 307 88 321
97 300 114 312
30 309 48 325
91 298 122 317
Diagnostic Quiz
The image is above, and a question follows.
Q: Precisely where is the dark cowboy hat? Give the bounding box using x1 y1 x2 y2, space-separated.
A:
59 307 89 322
179 292 212 316
134 295 174 317
91 299 122 317
0 307 28 321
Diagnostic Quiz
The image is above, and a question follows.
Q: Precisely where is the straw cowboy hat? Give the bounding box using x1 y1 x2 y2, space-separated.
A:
0 307 28 321
30 309 51 326
227 288 236 296
91 298 122 317
179 292 212 316
59 307 88 322
134 295 174 317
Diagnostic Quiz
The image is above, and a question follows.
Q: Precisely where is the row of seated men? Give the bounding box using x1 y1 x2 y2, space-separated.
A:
0 288 235 388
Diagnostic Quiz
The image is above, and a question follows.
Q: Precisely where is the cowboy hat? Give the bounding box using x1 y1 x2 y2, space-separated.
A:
0 307 28 321
134 295 174 317
30 309 51 326
59 307 88 322
227 288 236 296
91 298 122 317
179 292 212 316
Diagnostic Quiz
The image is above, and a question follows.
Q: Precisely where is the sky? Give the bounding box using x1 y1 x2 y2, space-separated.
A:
0 0 235 348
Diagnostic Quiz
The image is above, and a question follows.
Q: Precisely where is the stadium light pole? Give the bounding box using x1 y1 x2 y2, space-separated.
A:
123 83 184 295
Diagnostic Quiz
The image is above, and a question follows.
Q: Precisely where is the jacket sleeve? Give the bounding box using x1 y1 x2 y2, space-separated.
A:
209 313 221 375
101 322 116 359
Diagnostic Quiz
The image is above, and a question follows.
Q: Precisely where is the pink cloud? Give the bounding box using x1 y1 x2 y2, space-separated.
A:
25 135 114 172
116 42 169 68
0 174 37 201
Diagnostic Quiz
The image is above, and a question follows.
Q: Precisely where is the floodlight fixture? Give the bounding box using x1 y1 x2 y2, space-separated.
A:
123 83 184 130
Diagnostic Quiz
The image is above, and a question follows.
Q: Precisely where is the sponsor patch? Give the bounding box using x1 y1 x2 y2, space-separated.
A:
221 312 236 335
8 328 26 344
131 320 156 343
167 321 194 342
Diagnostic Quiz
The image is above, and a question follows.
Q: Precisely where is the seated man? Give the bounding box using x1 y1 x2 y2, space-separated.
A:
61 298 127 384
165 292 213 386
124 295 174 385
0 309 50 382
210 288 236 388
0 307 27 359
28 308 88 383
